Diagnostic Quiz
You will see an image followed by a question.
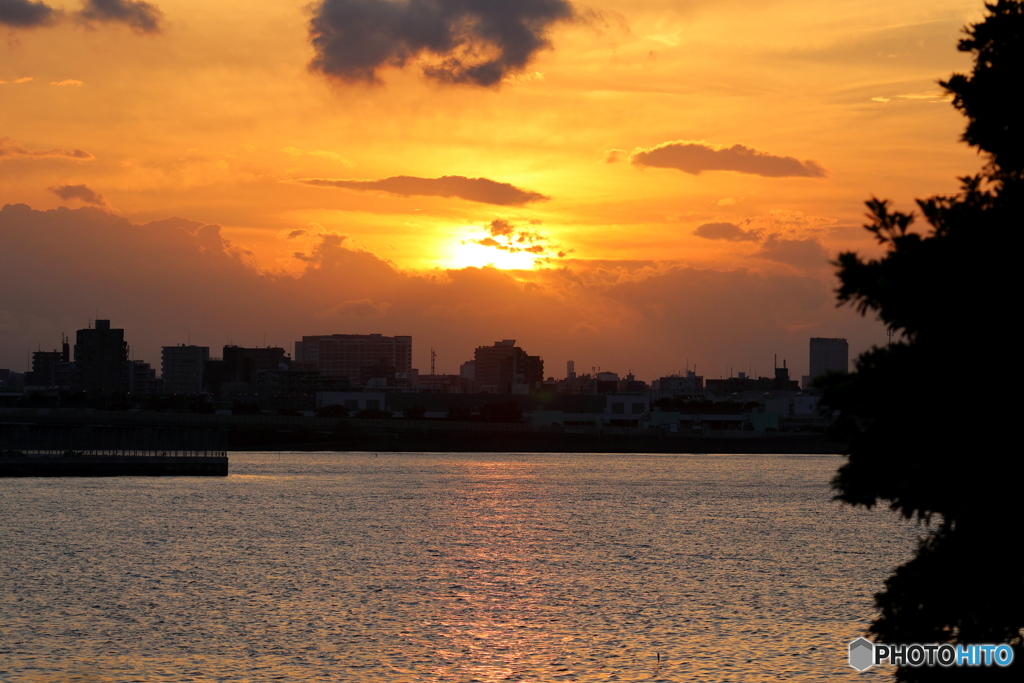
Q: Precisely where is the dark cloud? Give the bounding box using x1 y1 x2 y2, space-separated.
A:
755 234 830 270
487 219 515 236
48 183 107 207
693 222 761 242
300 175 549 206
466 218 568 260
0 137 94 161
307 0 574 87
0 0 57 27
78 0 162 33
630 141 826 178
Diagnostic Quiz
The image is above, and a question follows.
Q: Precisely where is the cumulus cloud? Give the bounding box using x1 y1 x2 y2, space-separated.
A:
693 222 761 242
299 175 549 206
0 137 94 161
0 0 57 28
78 0 162 33
307 0 574 87
629 141 827 178
48 183 108 207
754 234 830 270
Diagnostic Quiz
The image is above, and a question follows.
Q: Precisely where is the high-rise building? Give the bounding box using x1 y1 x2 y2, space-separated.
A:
473 340 543 393
161 345 210 394
294 334 412 385
809 337 849 380
74 320 128 394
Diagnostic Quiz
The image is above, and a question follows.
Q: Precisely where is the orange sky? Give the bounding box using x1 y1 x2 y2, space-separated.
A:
0 0 986 379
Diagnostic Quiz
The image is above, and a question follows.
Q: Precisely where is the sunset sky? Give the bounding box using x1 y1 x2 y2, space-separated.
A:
0 0 985 380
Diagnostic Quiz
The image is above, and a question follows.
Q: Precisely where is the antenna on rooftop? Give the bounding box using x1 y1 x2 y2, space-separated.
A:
430 348 436 375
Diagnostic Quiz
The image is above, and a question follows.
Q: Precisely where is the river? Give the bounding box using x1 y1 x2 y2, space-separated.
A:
0 452 919 681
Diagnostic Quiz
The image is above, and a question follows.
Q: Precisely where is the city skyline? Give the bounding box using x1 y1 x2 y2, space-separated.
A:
2 0 978 379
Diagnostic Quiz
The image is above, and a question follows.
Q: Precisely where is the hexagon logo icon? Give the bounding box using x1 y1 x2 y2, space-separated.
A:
849 637 875 671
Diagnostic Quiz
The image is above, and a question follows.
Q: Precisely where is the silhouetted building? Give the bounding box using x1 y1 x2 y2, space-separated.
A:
128 360 163 395
294 334 412 385
74 320 128 394
25 336 71 387
255 368 349 408
705 365 799 396
809 337 848 380
162 345 210 395
459 360 476 391
654 371 704 397
222 345 287 384
473 340 543 393
204 346 287 397
419 374 472 393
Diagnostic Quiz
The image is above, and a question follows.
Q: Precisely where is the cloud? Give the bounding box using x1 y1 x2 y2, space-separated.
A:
629 141 827 178
693 222 761 242
307 0 574 87
754 234 830 270
466 218 569 260
0 137 94 161
321 298 393 318
48 183 108 207
0 0 58 28
308 150 354 166
602 149 627 164
299 175 549 206
78 0 161 33
51 79 84 86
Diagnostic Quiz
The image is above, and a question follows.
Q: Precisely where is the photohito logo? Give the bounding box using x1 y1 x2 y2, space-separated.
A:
848 638 1015 671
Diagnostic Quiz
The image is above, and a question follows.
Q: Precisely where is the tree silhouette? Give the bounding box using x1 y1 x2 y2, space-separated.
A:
821 2 1022 679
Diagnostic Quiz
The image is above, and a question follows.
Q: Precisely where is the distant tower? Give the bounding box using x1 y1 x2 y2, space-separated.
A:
809 337 849 380
567 360 576 379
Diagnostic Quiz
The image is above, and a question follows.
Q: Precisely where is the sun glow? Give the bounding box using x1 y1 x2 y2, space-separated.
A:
443 235 544 270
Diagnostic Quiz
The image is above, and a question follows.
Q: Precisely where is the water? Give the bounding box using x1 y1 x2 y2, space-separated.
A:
0 452 920 682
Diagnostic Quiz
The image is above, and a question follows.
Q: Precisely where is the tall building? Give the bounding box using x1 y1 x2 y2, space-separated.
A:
473 340 543 394
294 334 412 385
809 337 849 380
74 320 128 394
162 345 210 394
